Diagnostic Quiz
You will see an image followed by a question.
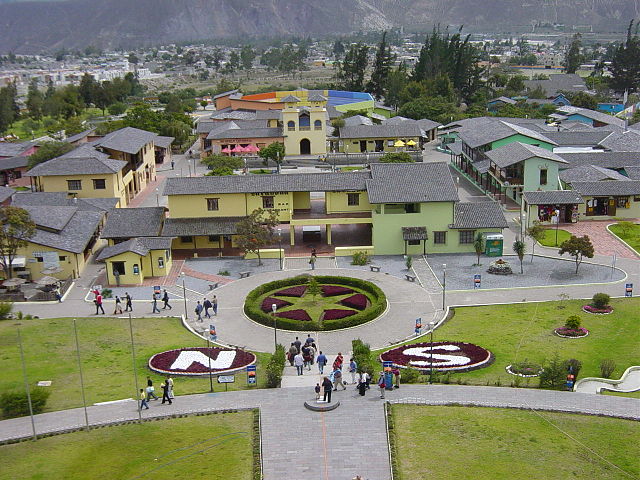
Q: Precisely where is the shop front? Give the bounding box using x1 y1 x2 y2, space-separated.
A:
521 191 585 230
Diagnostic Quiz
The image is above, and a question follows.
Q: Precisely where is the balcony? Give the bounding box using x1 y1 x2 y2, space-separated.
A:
299 126 311 131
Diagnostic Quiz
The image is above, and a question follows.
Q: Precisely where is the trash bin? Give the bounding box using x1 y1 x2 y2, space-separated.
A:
485 234 503 257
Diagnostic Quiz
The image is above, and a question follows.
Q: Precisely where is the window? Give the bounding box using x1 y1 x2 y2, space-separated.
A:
408 239 420 245
347 193 360 206
459 230 475 244
405 203 419 213
208 235 220 243
434 231 447 244
36 257 43 262
262 195 275 209
59 256 67 261
67 180 82 190
206 198 219 211
314 119 322 130
158 257 164 268
616 196 629 208
180 236 193 243
387 140 394 147
539 168 548 186
92 179 106 190
287 120 295 131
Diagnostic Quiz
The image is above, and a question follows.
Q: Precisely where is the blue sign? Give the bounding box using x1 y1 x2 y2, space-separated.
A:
247 365 257 385
382 361 393 369
209 324 217 342
414 317 422 335
625 283 633 297
474 274 481 289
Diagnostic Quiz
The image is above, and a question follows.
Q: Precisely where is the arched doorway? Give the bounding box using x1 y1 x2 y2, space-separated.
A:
300 138 311 155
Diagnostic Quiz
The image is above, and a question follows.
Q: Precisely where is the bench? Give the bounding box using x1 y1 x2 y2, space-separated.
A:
370 265 381 272
239 271 252 278
208 282 220 290
405 274 416 282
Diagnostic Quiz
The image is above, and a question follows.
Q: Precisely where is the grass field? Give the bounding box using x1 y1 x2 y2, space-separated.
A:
5 108 107 140
0 411 255 480
609 223 640 254
390 405 639 480
602 390 640 399
538 228 572 247
374 298 640 387
0 317 270 416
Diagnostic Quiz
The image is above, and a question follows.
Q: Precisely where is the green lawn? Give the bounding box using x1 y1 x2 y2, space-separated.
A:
602 390 640 399
6 108 107 140
538 228 572 247
390 405 639 480
375 298 640 387
0 411 255 480
0 317 270 416
609 223 640 254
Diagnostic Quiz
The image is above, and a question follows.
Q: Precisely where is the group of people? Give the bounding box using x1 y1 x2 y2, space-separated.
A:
195 295 218 321
139 375 175 410
289 335 317 375
151 289 173 313
92 289 133 315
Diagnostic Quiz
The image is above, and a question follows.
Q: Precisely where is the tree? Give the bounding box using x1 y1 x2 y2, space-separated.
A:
26 79 44 120
333 40 345 58
379 152 413 163
569 91 597 110
240 45 256 70
538 353 567 389
473 232 484 266
330 118 345 138
366 31 395 100
336 43 368 91
203 154 243 176
127 53 139 65
512 239 526 274
564 33 583 74
200 100 208 110
558 235 594 274
398 96 458 123
526 221 546 262
235 208 279 266
27 141 74 169
610 20 640 93
108 102 127 116
385 64 408 111
0 206 36 279
0 84 18 134
78 73 99 106
307 277 321 300
258 142 285 172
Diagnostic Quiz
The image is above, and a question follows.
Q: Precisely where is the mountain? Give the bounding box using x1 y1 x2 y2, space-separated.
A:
0 0 637 54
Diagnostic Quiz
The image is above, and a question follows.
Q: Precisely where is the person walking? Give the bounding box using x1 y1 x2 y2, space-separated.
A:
317 351 327 374
309 254 316 270
322 376 333 403
315 383 321 401
53 286 62 302
302 344 311 371
95 292 105 314
357 372 367 397
305 334 315 346
195 301 203 322
125 292 133 312
146 376 159 401
212 295 218 316
392 367 401 389
349 358 358 385
307 343 316 370
334 352 344 369
203 297 212 318
113 295 123 314
293 336 302 353
332 366 346 391
162 290 172 310
167 376 174 399
152 293 161 313
288 343 298 367
378 373 386 399
294 352 304 376
139 388 149 410
161 379 172 404
361 370 370 390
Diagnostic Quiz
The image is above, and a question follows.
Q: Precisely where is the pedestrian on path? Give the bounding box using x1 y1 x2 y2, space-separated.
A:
317 351 327 374
152 293 161 313
305 334 315 345
309 255 316 270
332 366 346 391
357 373 367 397
349 358 358 384
302 344 312 370
361 371 370 390
195 301 203 322
113 296 123 314
378 373 386 399
315 383 321 400
161 380 172 404
288 343 298 366
294 352 304 375
293 336 302 353
392 367 401 389
333 352 344 370
94 293 105 314
322 376 333 403
212 295 218 315
306 343 316 370
125 292 133 312
146 376 158 401
167 376 174 399
162 290 172 310
203 297 212 318
139 389 149 410
53 286 62 302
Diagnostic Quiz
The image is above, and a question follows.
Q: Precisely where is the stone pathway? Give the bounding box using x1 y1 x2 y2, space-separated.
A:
285 256 337 270
413 255 443 294
574 366 640 394
560 220 639 259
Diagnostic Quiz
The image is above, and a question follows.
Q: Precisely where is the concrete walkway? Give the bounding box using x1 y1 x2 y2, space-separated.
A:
1 385 637 480
574 366 640 394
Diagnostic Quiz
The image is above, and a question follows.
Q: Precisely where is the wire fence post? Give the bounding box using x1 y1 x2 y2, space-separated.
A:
17 327 37 440
129 314 142 423
73 319 90 430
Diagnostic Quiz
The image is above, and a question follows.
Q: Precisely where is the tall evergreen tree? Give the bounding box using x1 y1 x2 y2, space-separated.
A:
0 84 18 134
336 43 369 91
78 73 99 106
26 78 44 120
564 33 583 74
610 20 640 93
366 32 395 100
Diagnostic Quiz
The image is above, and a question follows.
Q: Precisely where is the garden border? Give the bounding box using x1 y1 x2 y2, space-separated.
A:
148 347 257 376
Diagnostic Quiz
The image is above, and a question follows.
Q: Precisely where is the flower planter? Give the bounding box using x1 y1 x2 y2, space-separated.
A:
261 297 292 312
380 341 493 372
582 305 613 315
148 347 256 376
554 327 589 338
273 286 307 297
506 364 542 377
322 308 356 320
276 309 313 321
340 293 368 310
321 285 355 297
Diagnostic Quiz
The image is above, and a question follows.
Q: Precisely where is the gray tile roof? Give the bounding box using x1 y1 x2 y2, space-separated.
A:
457 118 556 149
162 217 244 236
96 236 173 261
163 172 370 196
197 121 217 134
64 128 96 144
208 126 282 140
541 130 613 146
209 108 257 121
101 207 165 239
154 136 174 149
344 115 373 127
326 105 341 119
449 202 508 229
0 156 29 169
383 116 441 132
21 205 77 231
366 162 459 204
523 74 587 96
0 141 34 157
559 165 630 183
213 89 239 100
489 96 517 105
624 166 640 180
26 208 103 253
308 93 327 102
598 129 640 152
0 186 14 203
95 127 158 155
26 146 126 176
474 160 491 174
556 106 625 128
485 142 567 168
255 109 282 120
569 180 640 196
416 119 442 131
340 123 421 139
12 192 118 212
523 190 584 205
281 95 301 103
557 152 640 169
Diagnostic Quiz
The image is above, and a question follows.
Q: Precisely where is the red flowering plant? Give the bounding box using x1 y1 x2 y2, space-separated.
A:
322 309 356 320
276 309 313 321
340 294 368 310
273 286 307 297
261 297 292 312
321 285 354 297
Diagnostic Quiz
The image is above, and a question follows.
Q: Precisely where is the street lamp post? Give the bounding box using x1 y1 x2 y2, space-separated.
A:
206 337 214 392
442 264 446 310
181 272 188 320
272 303 278 351
429 321 435 384
277 228 283 270
554 208 560 246
187 159 192 177
155 187 159 207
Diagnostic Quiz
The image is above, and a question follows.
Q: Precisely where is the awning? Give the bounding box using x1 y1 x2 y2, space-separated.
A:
402 226 428 241
394 140 406 147
0 256 26 269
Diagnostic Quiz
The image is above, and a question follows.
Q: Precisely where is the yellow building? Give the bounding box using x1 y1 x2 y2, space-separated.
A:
281 94 328 155
333 123 422 154
97 237 173 285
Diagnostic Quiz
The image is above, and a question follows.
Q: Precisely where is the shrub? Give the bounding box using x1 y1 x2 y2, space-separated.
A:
510 359 542 376
591 293 610 309
1 388 50 418
322 309 356 320
0 301 13 320
352 339 375 377
600 359 616 378
564 315 581 330
538 353 566 389
260 297 292 313
401 367 419 384
218 269 230 276
276 309 312 321
101 288 113 298
380 151 414 163
273 286 307 297
340 294 367 310
265 344 286 388
321 285 354 297
351 251 370 266
405 256 413 270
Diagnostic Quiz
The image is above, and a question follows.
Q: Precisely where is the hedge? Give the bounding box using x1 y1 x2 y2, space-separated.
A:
1 388 50 418
244 275 387 331
265 344 286 388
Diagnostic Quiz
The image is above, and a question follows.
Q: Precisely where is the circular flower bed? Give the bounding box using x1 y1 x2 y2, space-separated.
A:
379 341 493 372
148 347 256 376
582 305 613 315
506 360 543 377
487 258 513 275
554 327 589 338
244 274 386 331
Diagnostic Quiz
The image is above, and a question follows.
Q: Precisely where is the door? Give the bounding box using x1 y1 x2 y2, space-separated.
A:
375 140 384 152
359 140 367 153
300 138 311 155
608 197 616 216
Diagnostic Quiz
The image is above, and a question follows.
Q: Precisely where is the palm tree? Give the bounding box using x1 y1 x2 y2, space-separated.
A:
513 239 526 274
473 232 484 266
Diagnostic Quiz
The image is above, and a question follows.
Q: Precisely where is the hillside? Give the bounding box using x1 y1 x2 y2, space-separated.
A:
0 0 637 53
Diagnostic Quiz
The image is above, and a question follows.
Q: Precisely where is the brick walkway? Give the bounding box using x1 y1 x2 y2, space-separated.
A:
181 263 233 286
559 220 639 259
